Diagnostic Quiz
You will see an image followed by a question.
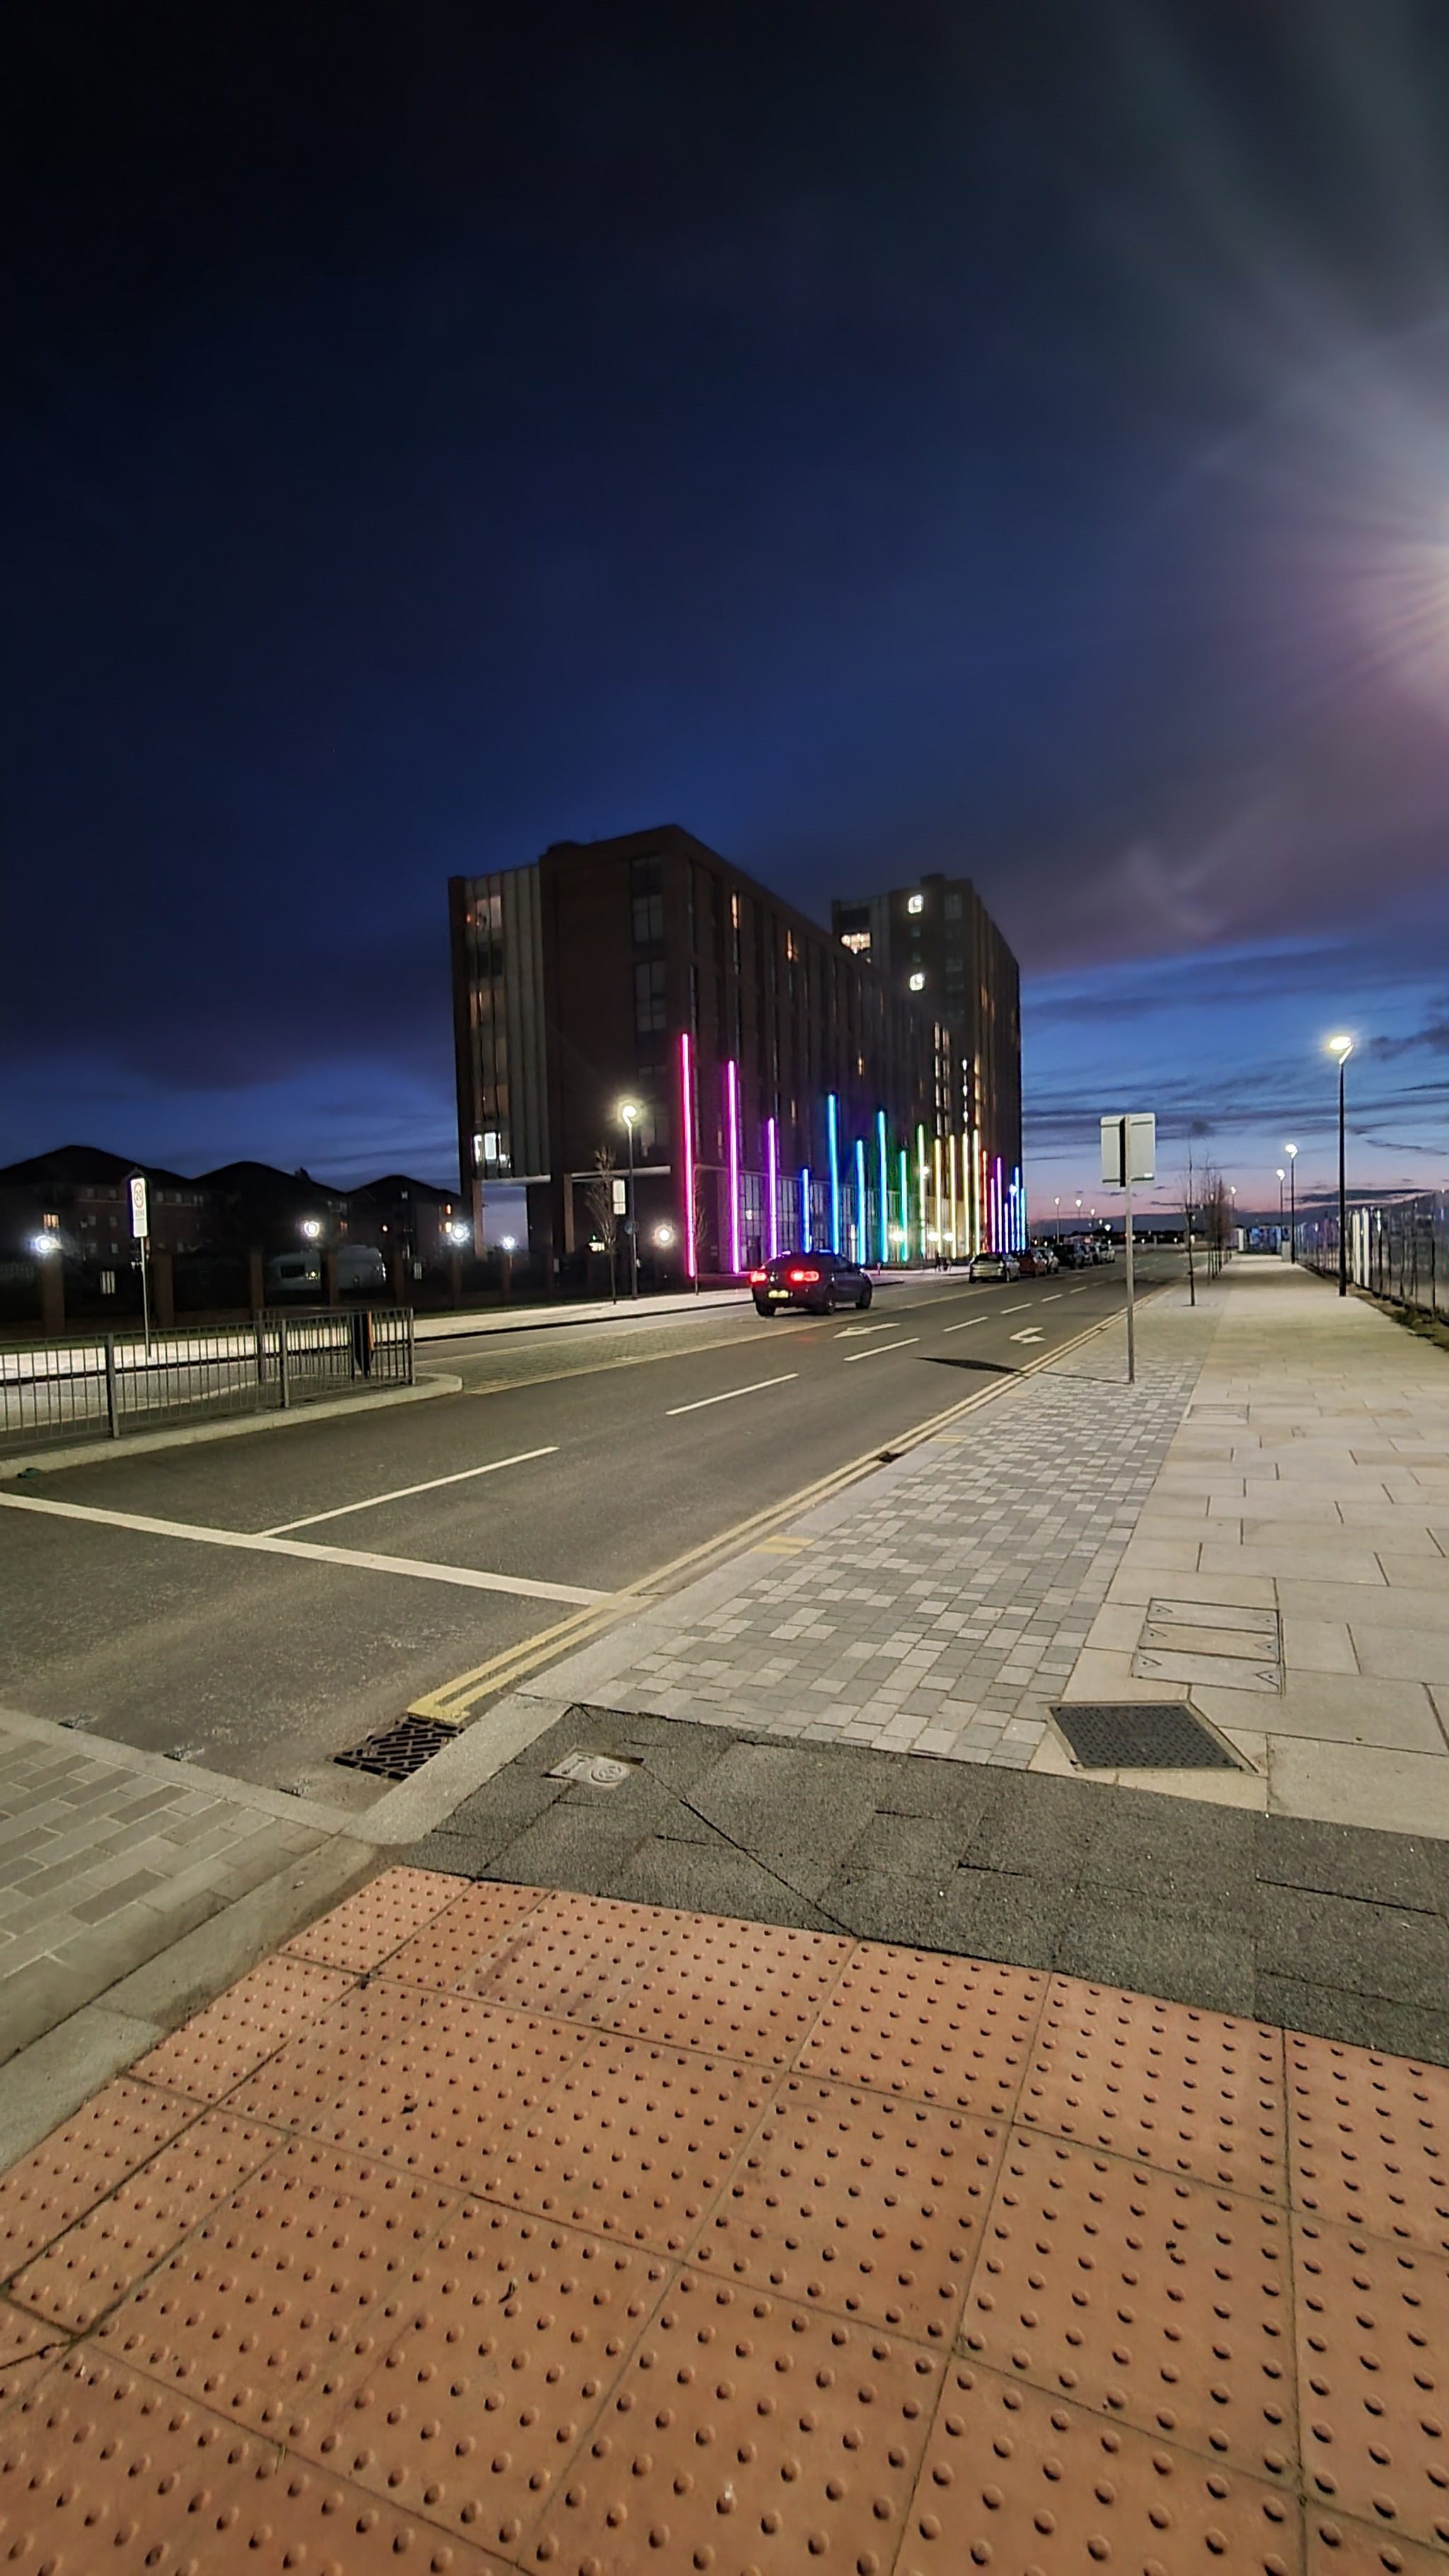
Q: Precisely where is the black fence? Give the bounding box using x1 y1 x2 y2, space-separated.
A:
0 1307 415 1455
1298 1191 1448 1319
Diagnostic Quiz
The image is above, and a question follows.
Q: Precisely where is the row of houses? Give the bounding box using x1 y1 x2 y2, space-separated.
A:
0 1148 468 1274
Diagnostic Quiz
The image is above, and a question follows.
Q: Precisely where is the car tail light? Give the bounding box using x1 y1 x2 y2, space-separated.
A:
787 1267 819 1283
749 1269 767 1283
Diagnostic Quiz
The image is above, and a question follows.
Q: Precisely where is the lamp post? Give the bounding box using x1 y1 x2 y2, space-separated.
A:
618 1101 640 1298
1327 1039 1353 1296
1284 1143 1298 1264
1276 1169 1286 1249
1053 1196 1061 1242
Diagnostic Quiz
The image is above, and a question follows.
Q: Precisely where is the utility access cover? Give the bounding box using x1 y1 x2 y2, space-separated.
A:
1051 1702 1239 1770
548 1750 640 1787
335 1714 458 1781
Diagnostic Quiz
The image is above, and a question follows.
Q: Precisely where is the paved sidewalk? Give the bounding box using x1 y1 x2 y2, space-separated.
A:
3 1867 1448 2575
510 1264 1449 1827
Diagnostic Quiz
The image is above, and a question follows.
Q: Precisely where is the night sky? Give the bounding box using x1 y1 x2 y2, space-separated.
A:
6 1 1448 1218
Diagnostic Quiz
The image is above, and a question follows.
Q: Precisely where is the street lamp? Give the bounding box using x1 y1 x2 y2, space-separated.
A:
618 1101 641 1298
1327 1039 1353 1296
1276 1169 1286 1243
1284 1143 1298 1263
1053 1195 1061 1242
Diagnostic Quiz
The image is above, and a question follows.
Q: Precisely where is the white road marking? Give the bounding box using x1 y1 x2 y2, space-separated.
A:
1040 1293 1063 1303
1010 1327 1046 1344
835 1322 896 1337
0 1491 606 1605
942 1316 984 1334
666 1373 797 1416
261 1446 560 1535
844 1337 920 1363
1001 1301 1032 1313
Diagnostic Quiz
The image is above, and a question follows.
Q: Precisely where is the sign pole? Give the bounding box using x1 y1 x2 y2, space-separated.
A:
1124 1167 1136 1385
129 1175 152 1355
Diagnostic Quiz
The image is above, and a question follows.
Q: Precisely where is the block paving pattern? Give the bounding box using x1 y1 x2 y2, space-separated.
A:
0 1866 1447 2571
595 1335 1205 1765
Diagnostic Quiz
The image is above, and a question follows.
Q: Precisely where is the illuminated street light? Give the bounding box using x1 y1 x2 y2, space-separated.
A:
618 1101 641 1298
1284 1142 1298 1262
301 1219 321 1240
1327 1038 1353 1297
654 1223 676 1247
31 1235 60 1258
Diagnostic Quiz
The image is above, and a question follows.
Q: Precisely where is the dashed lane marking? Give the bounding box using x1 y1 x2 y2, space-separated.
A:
666 1373 797 1416
261 1445 560 1535
843 1336 920 1363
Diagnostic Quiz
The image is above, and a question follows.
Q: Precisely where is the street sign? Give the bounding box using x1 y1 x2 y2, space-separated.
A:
611 1177 627 1214
129 1176 149 1240
1100 1114 1155 1186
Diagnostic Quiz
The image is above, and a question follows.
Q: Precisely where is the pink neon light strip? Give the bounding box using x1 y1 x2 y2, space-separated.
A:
725 1059 741 1274
679 1032 697 1278
766 1116 779 1259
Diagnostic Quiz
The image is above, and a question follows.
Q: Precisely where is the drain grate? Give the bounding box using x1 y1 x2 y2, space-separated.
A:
335 1714 458 1782
1051 1702 1238 1770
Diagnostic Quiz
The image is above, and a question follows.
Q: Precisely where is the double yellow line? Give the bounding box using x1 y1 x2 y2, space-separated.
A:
408 1293 1151 1728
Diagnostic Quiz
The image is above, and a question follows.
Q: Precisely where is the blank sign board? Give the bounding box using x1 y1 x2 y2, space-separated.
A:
1100 1112 1156 1186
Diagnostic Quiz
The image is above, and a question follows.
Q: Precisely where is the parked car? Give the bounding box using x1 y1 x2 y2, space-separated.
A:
751 1250 874 1315
1055 1239 1089 1268
966 1250 1020 1283
1016 1246 1057 1277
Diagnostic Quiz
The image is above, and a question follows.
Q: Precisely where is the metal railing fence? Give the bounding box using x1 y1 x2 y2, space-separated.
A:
0 1307 414 1454
1297 1191 1447 1319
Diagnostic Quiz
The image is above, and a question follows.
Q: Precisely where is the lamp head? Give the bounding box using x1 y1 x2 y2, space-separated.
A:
1276 1169 1286 1181
618 1100 640 1128
1284 1141 1298 1160
1327 1034 1353 1063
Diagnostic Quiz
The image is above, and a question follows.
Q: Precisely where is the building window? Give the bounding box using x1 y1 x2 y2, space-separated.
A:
909 971 925 991
635 958 667 1034
945 890 963 919
907 892 925 915
839 930 870 955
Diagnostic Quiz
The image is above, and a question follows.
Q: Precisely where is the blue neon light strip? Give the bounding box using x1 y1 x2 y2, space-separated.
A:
801 1167 812 1252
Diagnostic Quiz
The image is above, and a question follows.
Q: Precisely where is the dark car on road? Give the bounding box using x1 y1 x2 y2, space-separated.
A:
751 1251 874 1315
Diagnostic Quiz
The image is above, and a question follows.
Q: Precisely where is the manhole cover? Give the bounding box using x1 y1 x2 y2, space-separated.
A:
335 1714 458 1781
548 1750 640 1787
1051 1702 1238 1770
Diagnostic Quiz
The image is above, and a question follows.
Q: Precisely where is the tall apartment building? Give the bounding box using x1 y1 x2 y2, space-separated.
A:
451 825 1023 1276
831 874 1022 1251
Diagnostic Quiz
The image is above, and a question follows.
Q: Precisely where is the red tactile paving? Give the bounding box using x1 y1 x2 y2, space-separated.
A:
1288 2035 1449 2257
229 1985 589 2193
1022 1982 1288 2200
8 1871 1449 2575
131 1953 356 2103
1295 2217 1449 2555
463 2033 775 2253
383 1881 553 1994
315 2205 670 2553
526 2270 943 2574
964 2124 1296 2483
473 1893 687 2018
695 2077 1003 2341
8 2109 278 2332
895 2362 1300 2575
799 1944 1049 2119
604 1919 854 2061
0 2078 197 2280
287 1863 483 1974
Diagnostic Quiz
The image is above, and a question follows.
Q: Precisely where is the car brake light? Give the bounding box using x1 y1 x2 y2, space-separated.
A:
787 1267 819 1283
749 1269 767 1283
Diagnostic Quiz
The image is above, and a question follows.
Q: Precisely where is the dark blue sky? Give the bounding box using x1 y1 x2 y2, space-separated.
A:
5 1 1448 1211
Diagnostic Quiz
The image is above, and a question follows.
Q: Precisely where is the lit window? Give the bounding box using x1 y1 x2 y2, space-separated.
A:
480 1131 501 1165
839 930 870 955
909 971 925 991
907 893 924 915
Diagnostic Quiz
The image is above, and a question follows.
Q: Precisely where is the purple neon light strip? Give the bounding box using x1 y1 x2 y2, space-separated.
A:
725 1059 741 1274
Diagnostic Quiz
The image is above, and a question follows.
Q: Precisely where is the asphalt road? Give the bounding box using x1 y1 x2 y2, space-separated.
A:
0 1258 1175 1797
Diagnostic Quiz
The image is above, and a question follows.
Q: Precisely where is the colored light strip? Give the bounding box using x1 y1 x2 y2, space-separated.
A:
724 1059 741 1274
855 1137 867 1265
876 1111 889 1266
826 1093 841 1255
934 1136 944 1259
679 1032 697 1278
899 1148 909 1261
994 1155 1004 1255
916 1124 928 1261
800 1166 812 1252
766 1115 779 1261
947 1132 959 1259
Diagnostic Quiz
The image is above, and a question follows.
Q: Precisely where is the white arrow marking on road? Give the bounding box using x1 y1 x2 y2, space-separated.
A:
1010 1327 1046 1344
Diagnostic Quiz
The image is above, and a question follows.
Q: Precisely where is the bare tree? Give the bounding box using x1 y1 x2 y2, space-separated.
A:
583 1148 620 1301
